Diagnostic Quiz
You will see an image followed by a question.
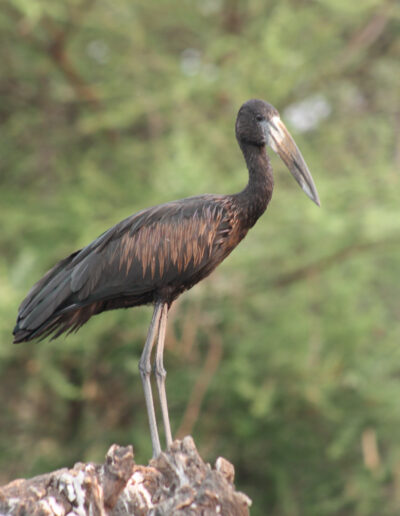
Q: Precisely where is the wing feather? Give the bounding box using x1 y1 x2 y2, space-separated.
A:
72 196 231 301
14 195 234 341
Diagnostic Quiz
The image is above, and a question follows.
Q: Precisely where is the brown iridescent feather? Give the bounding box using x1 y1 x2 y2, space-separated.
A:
13 195 248 342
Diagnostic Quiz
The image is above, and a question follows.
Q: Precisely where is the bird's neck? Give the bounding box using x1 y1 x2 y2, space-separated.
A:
234 142 274 228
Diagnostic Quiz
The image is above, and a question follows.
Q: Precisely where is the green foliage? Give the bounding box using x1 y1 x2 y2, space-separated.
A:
1 0 399 514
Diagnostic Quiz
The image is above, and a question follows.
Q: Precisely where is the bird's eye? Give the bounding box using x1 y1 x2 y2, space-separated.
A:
255 115 264 122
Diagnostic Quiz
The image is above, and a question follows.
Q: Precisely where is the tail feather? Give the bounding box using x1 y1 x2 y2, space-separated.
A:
18 251 80 318
13 301 103 343
13 251 84 343
21 278 72 329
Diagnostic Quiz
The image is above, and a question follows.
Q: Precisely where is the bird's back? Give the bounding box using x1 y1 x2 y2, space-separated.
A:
14 194 248 343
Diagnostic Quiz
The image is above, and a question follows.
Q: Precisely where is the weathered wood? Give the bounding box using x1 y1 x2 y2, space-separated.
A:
0 436 251 515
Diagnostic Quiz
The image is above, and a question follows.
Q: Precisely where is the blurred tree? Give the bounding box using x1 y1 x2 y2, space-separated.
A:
0 0 399 514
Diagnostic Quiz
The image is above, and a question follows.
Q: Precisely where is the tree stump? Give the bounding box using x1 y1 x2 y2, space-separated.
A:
0 436 251 515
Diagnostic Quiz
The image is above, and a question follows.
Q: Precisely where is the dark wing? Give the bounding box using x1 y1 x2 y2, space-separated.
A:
66 195 233 301
13 195 234 342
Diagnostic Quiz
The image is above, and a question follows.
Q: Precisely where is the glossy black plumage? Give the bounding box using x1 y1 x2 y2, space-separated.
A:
14 194 252 342
13 99 320 456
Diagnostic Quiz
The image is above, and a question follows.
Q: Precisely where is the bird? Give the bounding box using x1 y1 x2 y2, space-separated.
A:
13 99 320 457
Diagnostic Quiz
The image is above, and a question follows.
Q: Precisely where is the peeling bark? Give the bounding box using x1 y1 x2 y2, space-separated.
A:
0 436 251 515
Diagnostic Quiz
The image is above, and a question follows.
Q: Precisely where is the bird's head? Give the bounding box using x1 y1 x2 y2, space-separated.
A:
236 99 320 206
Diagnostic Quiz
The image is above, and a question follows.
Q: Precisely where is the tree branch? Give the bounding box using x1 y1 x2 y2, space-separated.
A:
273 237 399 288
42 17 101 108
176 332 223 439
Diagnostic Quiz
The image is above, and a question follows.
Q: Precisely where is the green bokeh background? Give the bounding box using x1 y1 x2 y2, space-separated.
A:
1 1 399 514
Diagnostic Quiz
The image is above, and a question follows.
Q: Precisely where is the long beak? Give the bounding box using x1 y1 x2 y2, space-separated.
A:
268 116 320 206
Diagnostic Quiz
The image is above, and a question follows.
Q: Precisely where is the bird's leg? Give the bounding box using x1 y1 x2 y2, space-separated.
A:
154 303 173 448
139 302 163 458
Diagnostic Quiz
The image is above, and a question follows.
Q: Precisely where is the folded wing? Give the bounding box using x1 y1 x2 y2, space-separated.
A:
13 195 232 342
